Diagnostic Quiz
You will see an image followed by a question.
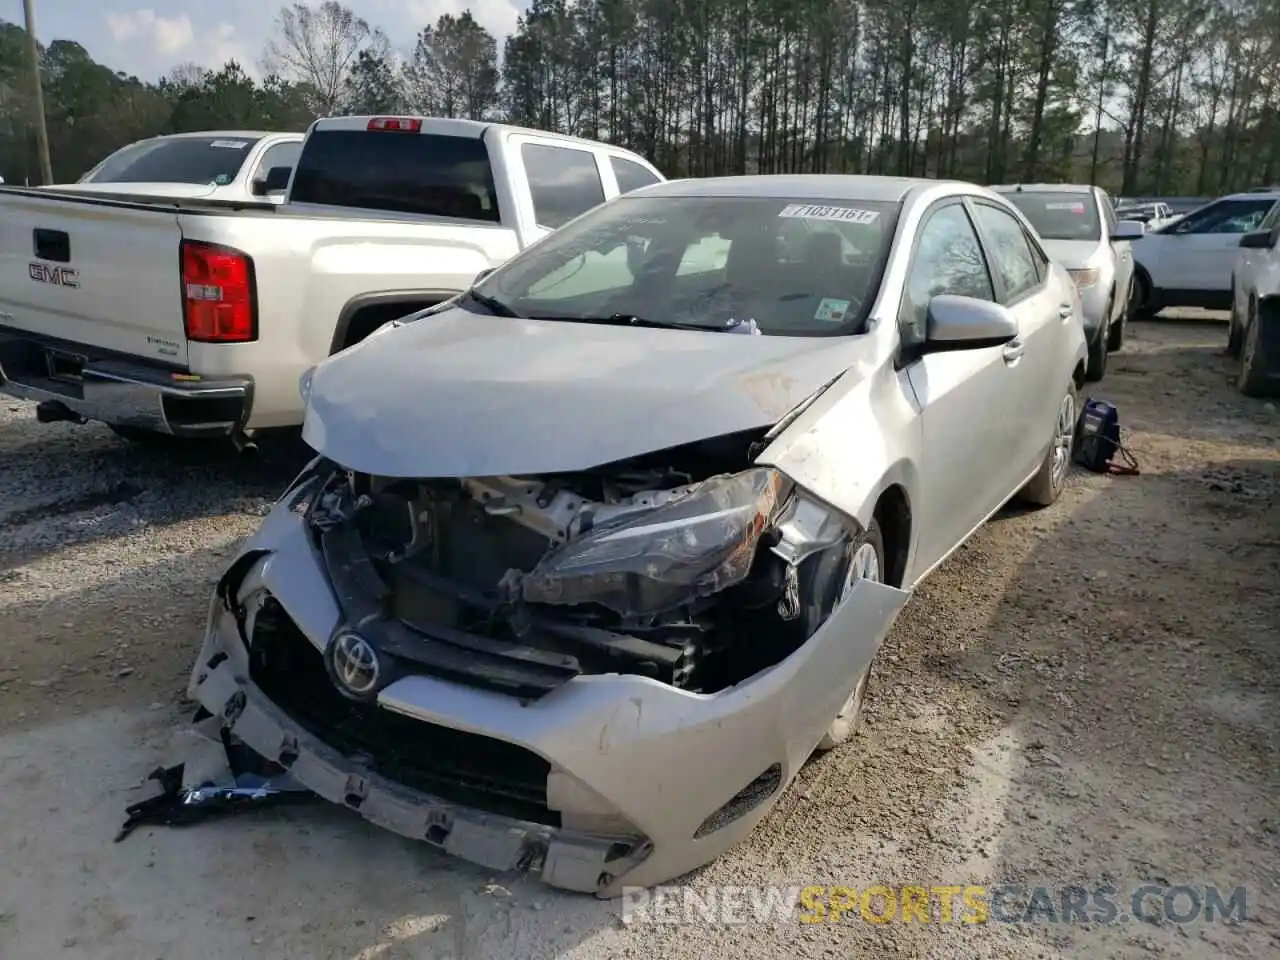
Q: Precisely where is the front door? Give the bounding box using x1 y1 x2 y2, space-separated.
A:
1154 197 1279 292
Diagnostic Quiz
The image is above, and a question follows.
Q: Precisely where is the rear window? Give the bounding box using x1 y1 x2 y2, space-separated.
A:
289 129 500 222
84 136 262 185
1002 191 1101 241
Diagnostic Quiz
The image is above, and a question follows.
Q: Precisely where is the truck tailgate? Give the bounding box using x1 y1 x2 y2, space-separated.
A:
0 191 188 365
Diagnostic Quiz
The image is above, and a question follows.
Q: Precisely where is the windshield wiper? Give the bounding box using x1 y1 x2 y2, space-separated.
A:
464 289 520 317
534 313 727 332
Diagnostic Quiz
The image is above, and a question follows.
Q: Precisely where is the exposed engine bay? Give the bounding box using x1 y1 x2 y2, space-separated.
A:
302 430 868 700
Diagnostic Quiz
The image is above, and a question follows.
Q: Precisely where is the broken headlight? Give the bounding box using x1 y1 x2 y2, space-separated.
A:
521 467 791 618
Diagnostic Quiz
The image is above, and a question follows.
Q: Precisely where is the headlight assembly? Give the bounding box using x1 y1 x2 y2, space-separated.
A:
521 467 791 618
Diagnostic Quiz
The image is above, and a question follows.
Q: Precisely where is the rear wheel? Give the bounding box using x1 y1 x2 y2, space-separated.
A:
1018 381 1079 507
814 519 885 753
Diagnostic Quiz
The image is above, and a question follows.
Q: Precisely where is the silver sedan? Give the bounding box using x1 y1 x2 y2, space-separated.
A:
183 175 1088 896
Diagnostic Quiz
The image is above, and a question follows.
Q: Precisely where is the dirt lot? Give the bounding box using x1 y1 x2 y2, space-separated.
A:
0 315 1277 960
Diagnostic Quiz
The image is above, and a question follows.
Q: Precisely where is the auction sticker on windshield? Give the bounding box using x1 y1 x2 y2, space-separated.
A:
814 298 852 322
778 204 880 225
1045 202 1086 212
210 140 250 149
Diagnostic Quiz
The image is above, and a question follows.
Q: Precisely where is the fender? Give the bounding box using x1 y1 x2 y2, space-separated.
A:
329 289 462 354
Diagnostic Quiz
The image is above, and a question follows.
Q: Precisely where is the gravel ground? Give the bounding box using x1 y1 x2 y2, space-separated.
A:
0 314 1277 960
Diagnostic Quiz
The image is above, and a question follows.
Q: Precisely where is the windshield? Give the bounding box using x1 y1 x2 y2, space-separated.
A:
470 194 901 336
83 136 262 185
1002 191 1101 241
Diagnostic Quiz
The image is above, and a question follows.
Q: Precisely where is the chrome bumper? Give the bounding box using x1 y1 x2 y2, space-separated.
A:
0 329 251 437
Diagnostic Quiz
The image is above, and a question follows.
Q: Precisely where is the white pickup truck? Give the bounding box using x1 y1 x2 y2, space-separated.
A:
0 116 664 450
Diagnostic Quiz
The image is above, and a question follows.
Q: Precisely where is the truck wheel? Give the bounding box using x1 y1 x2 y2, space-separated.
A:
814 519 885 753
1238 303 1278 397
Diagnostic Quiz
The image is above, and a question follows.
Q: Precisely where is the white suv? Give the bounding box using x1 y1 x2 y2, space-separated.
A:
1131 189 1280 317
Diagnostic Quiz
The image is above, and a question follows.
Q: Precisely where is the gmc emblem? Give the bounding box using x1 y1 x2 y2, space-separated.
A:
29 262 80 288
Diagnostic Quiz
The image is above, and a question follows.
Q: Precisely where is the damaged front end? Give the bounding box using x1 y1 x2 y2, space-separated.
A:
157 433 908 896
306 430 862 700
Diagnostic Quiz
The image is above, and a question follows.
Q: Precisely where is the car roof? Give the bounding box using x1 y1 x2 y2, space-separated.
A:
640 174 950 202
151 130 286 140
1222 188 1280 200
989 183 1100 194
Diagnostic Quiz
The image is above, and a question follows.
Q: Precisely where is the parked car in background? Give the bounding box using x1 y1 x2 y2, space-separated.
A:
1131 188 1280 317
183 174 1088 897
49 131 305 204
1229 205 1280 396
993 182 1143 381
1115 201 1176 231
0 117 665 450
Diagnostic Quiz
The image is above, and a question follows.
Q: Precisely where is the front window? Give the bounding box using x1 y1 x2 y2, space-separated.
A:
471 194 901 336
1001 191 1101 241
83 136 263 186
1169 198 1276 235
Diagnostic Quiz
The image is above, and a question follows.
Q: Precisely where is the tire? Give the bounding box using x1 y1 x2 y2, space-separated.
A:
1085 324 1108 382
814 519 885 753
1131 269 1157 320
1018 380 1079 508
1238 303 1278 397
1227 286 1244 358
1107 286 1127 353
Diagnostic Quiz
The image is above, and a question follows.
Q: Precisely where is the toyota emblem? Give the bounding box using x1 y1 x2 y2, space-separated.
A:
329 630 381 697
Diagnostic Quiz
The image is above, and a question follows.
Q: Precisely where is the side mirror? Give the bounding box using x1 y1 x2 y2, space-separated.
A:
923 295 1018 354
1239 229 1275 250
1111 220 1145 241
251 165 292 196
473 267 496 285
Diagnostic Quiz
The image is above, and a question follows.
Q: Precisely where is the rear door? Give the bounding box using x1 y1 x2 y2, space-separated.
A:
968 198 1065 483
0 192 187 363
900 199 1027 574
508 137 609 242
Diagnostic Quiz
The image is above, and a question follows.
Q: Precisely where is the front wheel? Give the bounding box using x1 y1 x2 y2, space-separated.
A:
1131 270 1157 320
1018 381 1079 508
1238 306 1278 397
1085 324 1108 382
1107 286 1128 353
814 519 885 753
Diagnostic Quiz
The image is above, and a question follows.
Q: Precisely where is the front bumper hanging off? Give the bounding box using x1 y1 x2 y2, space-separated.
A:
146 479 908 897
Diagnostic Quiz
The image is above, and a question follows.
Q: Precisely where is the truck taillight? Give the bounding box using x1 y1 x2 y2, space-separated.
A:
367 116 423 132
181 240 256 343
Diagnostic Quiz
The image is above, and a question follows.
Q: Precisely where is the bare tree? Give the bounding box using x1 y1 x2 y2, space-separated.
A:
262 1 371 114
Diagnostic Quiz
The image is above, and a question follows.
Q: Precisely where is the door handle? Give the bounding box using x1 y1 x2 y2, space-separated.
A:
1058 303 1074 320
1002 339 1025 364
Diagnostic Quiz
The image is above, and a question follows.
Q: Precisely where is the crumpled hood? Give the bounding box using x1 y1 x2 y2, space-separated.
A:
302 307 871 477
1041 238 1105 269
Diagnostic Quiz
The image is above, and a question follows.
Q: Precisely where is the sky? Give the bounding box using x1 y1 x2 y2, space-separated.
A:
13 0 527 81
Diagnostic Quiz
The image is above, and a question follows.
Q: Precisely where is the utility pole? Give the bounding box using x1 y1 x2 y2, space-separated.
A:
22 0 53 185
